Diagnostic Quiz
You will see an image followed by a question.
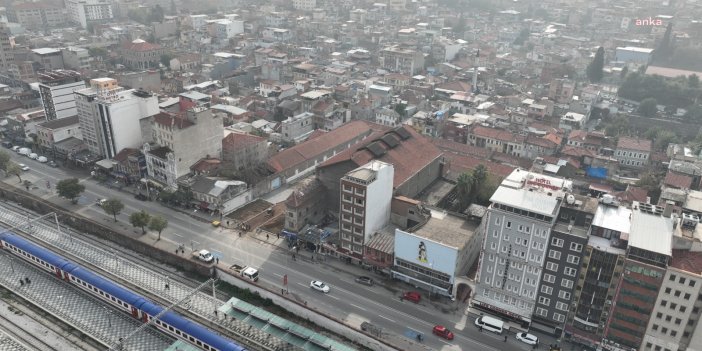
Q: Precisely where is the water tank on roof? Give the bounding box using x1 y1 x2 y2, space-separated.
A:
602 194 614 205
566 194 576 205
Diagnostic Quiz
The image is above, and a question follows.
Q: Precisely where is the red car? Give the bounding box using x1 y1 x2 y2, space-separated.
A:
432 325 454 340
402 291 421 303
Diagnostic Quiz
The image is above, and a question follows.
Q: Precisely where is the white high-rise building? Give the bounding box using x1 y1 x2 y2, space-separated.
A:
473 169 573 325
74 78 158 158
66 0 114 28
38 70 86 121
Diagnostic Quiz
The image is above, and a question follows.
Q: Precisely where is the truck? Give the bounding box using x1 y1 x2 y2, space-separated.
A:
192 249 214 263
230 264 259 282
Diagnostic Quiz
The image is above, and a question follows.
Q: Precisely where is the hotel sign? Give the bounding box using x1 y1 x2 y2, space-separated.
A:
527 177 561 191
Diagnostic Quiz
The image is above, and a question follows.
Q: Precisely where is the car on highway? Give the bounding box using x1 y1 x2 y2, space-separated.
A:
432 325 454 340
516 332 539 345
354 276 373 286
96 198 107 206
28 152 38 159
134 193 148 201
402 291 421 303
18 163 29 171
47 161 59 168
37 156 48 163
310 280 330 293
211 220 221 227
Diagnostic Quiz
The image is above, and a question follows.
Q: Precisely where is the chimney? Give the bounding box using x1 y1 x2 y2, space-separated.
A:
663 200 674 218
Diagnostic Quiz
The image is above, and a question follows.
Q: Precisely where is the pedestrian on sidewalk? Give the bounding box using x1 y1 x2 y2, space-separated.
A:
25 277 30 285
216 257 219 264
504 335 507 342
276 232 280 239
266 233 269 240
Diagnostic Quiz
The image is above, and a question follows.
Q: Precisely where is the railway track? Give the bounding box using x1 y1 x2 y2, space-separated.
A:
0 306 62 351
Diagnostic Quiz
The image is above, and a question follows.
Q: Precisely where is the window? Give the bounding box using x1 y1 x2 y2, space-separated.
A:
570 243 583 252
564 267 577 277
656 312 662 319
679 277 686 284
674 290 681 297
665 287 672 294
670 330 677 337
493 230 499 237
556 302 569 311
558 291 571 300
685 293 691 300
551 238 564 247
561 279 573 289
548 250 561 260
495 218 501 225
661 300 667 307
554 313 565 322
535 307 548 316
541 285 553 294
669 274 676 281
506 221 512 228
538 296 550 305
546 262 558 271
690 280 696 287
566 254 580 265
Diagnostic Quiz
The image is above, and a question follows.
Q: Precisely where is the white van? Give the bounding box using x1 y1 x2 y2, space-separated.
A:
474 315 504 334
37 156 48 163
28 153 38 159
18 148 30 156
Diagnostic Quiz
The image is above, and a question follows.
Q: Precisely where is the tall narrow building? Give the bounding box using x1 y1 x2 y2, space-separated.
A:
38 70 86 121
0 23 14 72
473 169 573 327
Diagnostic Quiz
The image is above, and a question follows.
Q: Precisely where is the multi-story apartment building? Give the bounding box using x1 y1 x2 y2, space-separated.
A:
0 24 14 73
61 47 90 71
548 78 575 104
221 132 268 171
293 0 317 11
35 116 82 155
468 126 525 157
615 136 652 169
31 48 64 70
643 246 702 351
75 78 158 158
473 169 573 326
567 196 630 347
379 45 425 75
38 70 86 121
603 202 674 351
145 108 223 189
8 1 66 30
280 112 315 143
338 160 394 258
209 20 244 39
532 194 596 336
66 0 114 28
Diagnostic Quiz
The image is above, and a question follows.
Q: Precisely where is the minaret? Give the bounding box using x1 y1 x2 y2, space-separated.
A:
473 49 480 93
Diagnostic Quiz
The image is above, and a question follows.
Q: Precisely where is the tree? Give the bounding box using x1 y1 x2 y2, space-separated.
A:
620 66 628 79
56 178 85 204
636 172 662 204
6 163 21 182
638 98 658 117
394 103 407 117
656 22 673 61
0 150 10 172
689 74 700 89
455 172 474 210
586 47 605 83
102 199 125 222
148 216 168 240
160 54 174 69
129 210 151 234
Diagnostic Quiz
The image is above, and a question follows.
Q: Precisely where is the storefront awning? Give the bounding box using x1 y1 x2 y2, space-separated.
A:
95 159 115 170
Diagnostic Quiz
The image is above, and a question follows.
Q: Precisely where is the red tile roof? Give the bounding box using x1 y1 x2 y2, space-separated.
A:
525 133 558 149
318 126 443 188
305 129 327 141
472 126 525 143
561 145 595 158
267 120 378 173
153 112 193 129
222 132 266 150
121 39 162 52
664 171 693 189
670 250 702 274
617 136 652 152
113 148 139 162
614 185 648 204
191 158 221 173
431 138 492 159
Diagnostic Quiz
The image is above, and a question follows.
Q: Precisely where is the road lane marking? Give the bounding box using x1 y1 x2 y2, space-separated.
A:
327 294 340 300
271 272 283 278
350 303 367 311
378 315 395 323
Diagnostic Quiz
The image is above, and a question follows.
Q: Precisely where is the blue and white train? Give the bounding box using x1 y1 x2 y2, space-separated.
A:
0 232 247 351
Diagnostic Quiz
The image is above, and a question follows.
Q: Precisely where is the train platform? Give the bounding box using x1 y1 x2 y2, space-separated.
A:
0 329 29 351
0 205 300 351
0 250 173 351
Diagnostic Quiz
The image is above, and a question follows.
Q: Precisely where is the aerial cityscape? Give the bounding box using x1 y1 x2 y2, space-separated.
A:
0 0 700 351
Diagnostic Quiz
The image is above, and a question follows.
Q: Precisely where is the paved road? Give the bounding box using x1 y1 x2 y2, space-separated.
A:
5 152 556 351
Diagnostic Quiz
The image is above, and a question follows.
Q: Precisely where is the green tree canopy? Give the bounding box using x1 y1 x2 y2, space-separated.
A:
636 172 662 204
0 150 10 172
129 210 151 234
586 46 605 83
102 199 125 222
638 98 658 117
148 215 168 240
6 162 21 182
689 74 700 89
56 178 85 204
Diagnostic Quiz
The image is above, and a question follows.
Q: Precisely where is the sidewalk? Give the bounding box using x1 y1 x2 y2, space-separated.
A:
249 228 463 316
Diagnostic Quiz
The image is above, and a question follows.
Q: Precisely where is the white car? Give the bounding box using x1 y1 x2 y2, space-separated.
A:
516 332 539 345
310 280 330 293
18 163 29 171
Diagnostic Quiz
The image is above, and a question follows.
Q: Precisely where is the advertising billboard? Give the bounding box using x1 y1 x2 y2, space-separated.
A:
394 229 457 277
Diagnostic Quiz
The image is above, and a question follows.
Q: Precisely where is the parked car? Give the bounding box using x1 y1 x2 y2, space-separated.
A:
310 280 330 293
1 141 12 148
134 193 148 201
432 325 454 340
355 276 374 286
516 332 539 345
211 220 221 227
18 163 29 171
402 291 421 303
96 198 107 206
47 161 59 168
28 153 38 159
37 156 48 163
11 146 19 152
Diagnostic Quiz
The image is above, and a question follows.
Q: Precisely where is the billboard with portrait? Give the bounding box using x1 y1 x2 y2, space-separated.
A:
394 229 457 277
